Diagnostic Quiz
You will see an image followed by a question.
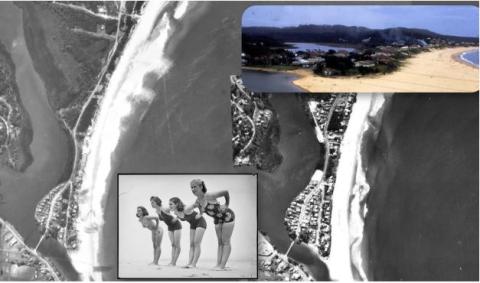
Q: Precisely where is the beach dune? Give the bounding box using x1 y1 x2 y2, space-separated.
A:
291 47 478 93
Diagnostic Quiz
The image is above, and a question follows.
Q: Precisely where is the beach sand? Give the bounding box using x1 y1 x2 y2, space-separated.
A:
291 47 478 92
118 259 257 279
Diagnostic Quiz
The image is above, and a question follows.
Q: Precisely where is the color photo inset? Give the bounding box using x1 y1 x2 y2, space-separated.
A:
241 5 479 93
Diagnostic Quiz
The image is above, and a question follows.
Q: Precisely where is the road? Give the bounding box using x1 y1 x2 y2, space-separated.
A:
230 77 257 154
1 218 61 280
289 95 343 254
33 1 128 254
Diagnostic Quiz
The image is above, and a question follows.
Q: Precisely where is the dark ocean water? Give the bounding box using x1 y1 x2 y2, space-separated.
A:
241 70 304 93
102 6 327 276
364 93 479 280
101 3 253 279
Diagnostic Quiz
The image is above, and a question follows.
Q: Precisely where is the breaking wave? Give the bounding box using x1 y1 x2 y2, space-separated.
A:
326 93 386 281
68 2 194 280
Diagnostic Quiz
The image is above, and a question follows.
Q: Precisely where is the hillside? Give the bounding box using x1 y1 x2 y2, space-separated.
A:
243 25 479 46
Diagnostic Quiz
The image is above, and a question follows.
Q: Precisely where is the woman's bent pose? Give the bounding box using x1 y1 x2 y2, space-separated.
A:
136 206 163 265
190 179 235 270
150 196 182 266
170 197 207 268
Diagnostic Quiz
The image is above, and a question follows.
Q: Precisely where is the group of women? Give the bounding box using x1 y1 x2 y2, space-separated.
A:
135 179 235 270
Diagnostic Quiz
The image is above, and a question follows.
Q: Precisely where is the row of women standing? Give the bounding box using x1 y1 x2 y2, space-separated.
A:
135 179 235 270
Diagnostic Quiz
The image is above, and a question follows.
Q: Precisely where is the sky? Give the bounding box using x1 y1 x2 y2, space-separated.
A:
118 174 257 277
242 5 479 37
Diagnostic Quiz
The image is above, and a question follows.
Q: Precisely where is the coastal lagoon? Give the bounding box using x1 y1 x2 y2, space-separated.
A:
258 93 329 279
241 69 304 92
286 42 355 53
0 3 77 279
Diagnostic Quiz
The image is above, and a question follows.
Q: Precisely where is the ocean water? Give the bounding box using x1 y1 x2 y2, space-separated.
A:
101 3 254 280
286 42 355 53
364 93 479 280
461 49 479 66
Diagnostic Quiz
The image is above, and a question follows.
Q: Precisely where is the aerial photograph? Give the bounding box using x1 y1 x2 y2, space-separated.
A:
242 5 479 92
0 2 257 281
230 77 478 280
0 1 222 281
0 1 477 282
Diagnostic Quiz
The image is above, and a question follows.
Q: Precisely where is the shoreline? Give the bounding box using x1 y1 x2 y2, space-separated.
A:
292 47 478 92
241 66 311 92
245 47 479 92
324 94 385 280
72 2 193 280
455 48 479 68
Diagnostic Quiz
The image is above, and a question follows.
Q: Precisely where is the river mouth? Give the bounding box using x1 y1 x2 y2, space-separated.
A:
0 3 77 279
257 93 329 279
0 2 71 244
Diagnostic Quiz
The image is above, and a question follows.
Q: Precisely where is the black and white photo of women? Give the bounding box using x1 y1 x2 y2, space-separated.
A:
118 174 257 279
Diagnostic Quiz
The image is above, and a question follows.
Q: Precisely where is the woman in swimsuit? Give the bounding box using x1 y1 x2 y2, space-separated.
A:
190 179 235 270
136 206 163 265
150 196 182 266
170 197 207 268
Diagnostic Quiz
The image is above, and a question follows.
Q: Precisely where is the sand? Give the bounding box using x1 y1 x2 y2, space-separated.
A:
290 47 478 93
118 259 257 279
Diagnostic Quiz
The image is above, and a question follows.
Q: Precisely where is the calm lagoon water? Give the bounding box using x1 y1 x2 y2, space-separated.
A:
0 3 77 279
241 69 304 93
0 3 71 244
286 42 355 53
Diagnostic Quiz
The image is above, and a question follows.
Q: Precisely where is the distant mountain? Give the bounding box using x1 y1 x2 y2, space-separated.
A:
243 25 479 46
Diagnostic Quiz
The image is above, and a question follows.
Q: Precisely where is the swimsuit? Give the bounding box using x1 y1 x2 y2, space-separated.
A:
141 218 158 231
202 202 235 225
158 210 182 231
178 211 207 230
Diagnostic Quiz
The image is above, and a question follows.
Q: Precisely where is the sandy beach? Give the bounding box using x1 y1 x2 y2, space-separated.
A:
118 259 257 279
289 47 478 93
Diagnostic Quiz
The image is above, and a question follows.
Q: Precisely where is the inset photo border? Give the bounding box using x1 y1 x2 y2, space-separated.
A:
241 4 479 93
117 173 258 280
